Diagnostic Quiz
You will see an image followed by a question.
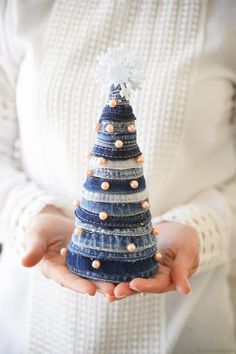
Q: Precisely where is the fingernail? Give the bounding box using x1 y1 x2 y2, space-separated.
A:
130 285 140 292
116 295 127 299
176 285 192 296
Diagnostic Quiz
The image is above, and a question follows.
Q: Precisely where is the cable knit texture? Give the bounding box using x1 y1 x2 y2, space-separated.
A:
1 0 236 353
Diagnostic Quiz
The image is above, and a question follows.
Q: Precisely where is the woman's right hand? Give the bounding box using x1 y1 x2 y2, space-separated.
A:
21 205 115 297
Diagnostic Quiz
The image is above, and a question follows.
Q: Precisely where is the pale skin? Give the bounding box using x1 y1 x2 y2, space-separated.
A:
22 205 200 302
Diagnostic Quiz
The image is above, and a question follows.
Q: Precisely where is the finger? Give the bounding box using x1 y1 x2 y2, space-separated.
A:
40 260 97 296
114 282 137 298
171 251 194 295
92 280 116 297
21 233 47 267
129 273 173 294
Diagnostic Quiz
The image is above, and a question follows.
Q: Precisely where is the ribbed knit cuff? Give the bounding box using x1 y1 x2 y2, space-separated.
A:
152 203 228 275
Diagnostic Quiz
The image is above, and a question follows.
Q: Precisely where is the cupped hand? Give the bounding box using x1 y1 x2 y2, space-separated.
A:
21 205 115 297
107 221 200 302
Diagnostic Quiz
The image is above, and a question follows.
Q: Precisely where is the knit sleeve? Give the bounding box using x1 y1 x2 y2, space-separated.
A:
0 1 64 257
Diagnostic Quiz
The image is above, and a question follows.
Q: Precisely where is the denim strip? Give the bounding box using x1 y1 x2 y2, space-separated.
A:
95 138 137 149
89 156 140 170
75 208 151 228
81 187 148 203
83 175 146 194
99 104 136 123
91 167 144 180
100 120 136 134
72 231 156 252
68 241 157 261
66 251 158 283
92 144 141 160
80 198 149 216
97 131 136 142
75 220 153 237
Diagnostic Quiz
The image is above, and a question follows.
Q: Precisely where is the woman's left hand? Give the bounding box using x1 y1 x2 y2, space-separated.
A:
106 221 200 302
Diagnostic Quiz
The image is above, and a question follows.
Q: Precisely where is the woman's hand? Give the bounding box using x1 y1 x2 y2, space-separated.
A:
21 205 115 297
107 221 200 302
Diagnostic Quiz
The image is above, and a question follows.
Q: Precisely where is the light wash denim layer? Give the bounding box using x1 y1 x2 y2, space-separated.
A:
68 239 157 261
80 198 149 216
81 187 148 203
89 156 141 170
100 120 136 134
72 231 156 253
91 167 143 180
75 220 153 237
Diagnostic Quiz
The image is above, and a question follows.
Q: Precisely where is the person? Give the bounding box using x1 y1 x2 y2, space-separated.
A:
0 1 236 353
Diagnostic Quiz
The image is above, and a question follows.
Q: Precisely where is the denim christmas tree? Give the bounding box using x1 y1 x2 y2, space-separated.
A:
66 47 160 283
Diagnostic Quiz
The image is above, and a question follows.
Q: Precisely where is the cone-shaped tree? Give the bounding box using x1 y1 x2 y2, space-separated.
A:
66 46 160 283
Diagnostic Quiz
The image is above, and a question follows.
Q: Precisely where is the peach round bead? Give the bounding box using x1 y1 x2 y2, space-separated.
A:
141 201 150 210
73 199 80 207
115 139 123 148
95 122 101 131
155 252 162 261
127 124 136 133
75 227 83 236
87 169 93 177
101 181 110 190
127 243 136 253
98 157 107 165
130 180 139 189
151 227 160 236
106 123 115 133
92 260 101 269
60 248 67 256
99 211 108 220
108 99 117 108
136 155 144 164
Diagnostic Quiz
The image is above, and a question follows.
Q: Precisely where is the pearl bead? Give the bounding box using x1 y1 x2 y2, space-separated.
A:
60 248 67 256
87 169 93 177
95 122 101 131
106 123 115 133
109 99 117 108
73 199 80 207
92 260 101 269
141 201 150 210
130 180 139 189
101 181 110 190
127 124 136 133
99 211 108 220
75 227 83 236
127 243 136 252
136 155 144 164
155 252 162 261
85 151 92 159
98 157 107 165
151 227 160 236
115 139 123 148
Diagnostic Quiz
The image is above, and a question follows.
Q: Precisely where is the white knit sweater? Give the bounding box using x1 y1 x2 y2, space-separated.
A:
0 1 236 353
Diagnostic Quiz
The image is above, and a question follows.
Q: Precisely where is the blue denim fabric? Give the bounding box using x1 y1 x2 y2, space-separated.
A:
96 132 137 149
91 167 144 180
100 120 136 134
75 207 151 228
92 144 141 160
81 187 149 203
68 240 157 261
83 175 146 194
72 230 156 253
99 104 136 122
66 251 158 283
80 198 149 216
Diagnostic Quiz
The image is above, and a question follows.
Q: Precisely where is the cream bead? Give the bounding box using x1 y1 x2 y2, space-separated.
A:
115 139 123 148
130 180 139 189
60 248 67 256
127 243 136 253
127 124 136 133
136 155 144 164
151 227 160 236
98 157 107 165
108 99 117 108
99 211 108 220
155 252 162 261
141 201 150 210
95 122 101 131
92 260 101 269
73 199 80 207
106 123 115 133
75 227 83 236
101 181 110 190
87 169 93 177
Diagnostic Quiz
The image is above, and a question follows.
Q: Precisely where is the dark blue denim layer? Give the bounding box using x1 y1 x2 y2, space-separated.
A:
97 131 136 142
100 120 136 134
99 104 136 123
75 208 151 228
72 231 156 253
68 240 157 261
83 175 146 194
92 144 141 160
80 198 149 216
91 167 143 180
66 250 159 283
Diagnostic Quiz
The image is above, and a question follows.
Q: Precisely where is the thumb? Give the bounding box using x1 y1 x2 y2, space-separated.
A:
171 250 192 295
21 233 47 268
